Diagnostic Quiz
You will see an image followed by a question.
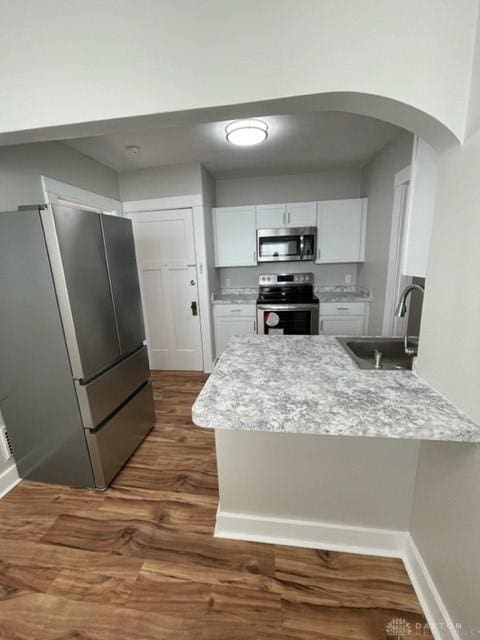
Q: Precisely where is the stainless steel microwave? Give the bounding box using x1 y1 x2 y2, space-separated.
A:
257 227 316 263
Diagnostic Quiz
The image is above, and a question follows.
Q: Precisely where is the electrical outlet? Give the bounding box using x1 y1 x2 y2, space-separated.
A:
0 426 13 464
225 278 231 288
345 274 352 284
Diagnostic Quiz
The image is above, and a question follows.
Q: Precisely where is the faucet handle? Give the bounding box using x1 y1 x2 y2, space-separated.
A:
404 335 418 356
373 349 383 369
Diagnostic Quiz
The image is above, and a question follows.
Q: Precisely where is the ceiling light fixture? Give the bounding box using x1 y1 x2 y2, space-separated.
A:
225 119 268 146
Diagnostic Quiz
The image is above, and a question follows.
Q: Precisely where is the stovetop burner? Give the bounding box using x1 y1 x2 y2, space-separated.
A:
257 273 318 305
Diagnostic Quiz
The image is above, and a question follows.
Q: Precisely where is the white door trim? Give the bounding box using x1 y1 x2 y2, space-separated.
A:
125 195 214 372
123 194 203 213
0 460 20 499
41 176 123 214
382 165 412 336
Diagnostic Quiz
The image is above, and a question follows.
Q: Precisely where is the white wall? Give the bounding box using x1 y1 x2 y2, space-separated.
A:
0 1 477 143
0 142 120 210
216 430 420 531
215 169 361 206
118 162 202 201
410 20 480 630
358 131 414 334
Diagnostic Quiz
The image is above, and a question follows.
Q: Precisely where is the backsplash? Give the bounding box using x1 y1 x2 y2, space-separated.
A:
218 263 358 288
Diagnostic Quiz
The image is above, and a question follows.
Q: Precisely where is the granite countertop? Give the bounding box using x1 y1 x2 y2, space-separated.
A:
192 335 480 443
212 285 371 305
212 288 257 305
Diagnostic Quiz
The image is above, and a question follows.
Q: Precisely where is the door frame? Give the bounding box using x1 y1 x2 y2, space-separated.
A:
124 195 214 372
41 176 123 214
382 166 412 336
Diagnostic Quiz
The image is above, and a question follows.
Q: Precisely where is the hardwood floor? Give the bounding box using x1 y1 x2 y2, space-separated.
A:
0 370 431 639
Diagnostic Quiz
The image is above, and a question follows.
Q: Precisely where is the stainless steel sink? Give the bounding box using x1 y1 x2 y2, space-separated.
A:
336 337 417 370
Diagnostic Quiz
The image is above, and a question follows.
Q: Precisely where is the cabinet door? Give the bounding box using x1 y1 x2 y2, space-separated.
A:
256 204 286 229
320 316 364 336
214 206 257 267
287 202 317 227
317 199 367 263
214 316 256 357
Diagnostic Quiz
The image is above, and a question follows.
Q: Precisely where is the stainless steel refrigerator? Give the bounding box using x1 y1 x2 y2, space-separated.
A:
0 204 155 489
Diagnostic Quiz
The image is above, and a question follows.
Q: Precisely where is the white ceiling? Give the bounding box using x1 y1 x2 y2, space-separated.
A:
65 111 401 177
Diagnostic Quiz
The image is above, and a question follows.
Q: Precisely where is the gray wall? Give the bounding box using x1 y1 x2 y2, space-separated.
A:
358 131 414 334
218 263 358 288
216 169 361 288
0 142 120 210
118 162 202 201
215 169 361 206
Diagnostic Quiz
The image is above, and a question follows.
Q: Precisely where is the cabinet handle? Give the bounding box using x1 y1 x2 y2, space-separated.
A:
317 248 321 260
253 319 257 333
320 319 323 332
253 250 256 263
230 309 241 313
287 212 291 225
191 301 198 316
336 307 349 311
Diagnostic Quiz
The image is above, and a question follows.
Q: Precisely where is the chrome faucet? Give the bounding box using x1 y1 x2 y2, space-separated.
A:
394 283 425 355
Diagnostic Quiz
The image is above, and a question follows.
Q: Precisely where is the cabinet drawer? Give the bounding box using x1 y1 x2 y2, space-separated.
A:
214 304 256 317
320 302 366 316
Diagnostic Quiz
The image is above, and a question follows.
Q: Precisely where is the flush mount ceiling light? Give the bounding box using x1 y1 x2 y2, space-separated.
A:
225 119 269 146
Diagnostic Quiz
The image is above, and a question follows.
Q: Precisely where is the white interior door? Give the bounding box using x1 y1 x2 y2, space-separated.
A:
130 209 203 371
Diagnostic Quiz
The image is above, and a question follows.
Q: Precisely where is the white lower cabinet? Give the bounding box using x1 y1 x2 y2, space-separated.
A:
214 305 257 358
319 302 369 336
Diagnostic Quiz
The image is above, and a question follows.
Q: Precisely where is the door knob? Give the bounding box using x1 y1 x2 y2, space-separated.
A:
191 301 198 316
190 279 196 286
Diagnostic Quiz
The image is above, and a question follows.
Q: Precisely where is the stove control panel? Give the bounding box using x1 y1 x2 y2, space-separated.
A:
259 273 314 286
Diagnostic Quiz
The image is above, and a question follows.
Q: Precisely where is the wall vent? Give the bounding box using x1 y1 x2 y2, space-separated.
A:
0 426 13 464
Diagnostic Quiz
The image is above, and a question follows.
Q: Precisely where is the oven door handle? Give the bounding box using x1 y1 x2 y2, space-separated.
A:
256 303 319 311
299 234 304 260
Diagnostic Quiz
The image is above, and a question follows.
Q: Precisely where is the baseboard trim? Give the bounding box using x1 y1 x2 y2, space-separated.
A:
215 509 407 558
0 461 20 499
403 536 461 640
215 510 458 640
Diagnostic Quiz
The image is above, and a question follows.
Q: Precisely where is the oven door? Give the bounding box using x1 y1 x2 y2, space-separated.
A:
257 304 319 335
257 228 316 262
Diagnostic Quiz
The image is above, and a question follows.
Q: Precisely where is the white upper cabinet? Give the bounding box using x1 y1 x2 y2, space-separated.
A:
316 198 367 263
256 204 287 228
213 206 257 267
256 202 317 228
286 201 317 227
402 137 437 278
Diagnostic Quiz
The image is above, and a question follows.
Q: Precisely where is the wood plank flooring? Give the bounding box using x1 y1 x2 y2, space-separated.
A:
0 370 432 639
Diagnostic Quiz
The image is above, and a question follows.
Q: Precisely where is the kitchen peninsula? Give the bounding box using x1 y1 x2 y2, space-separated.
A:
192 336 480 554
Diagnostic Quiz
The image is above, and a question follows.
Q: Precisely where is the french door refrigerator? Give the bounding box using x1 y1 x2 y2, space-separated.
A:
0 204 155 489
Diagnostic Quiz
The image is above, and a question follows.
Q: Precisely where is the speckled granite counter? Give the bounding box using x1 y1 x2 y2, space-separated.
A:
192 335 480 443
212 289 257 305
212 285 371 305
316 285 371 303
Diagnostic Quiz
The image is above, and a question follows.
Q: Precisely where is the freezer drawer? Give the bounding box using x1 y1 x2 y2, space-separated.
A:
85 381 155 489
75 345 150 428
